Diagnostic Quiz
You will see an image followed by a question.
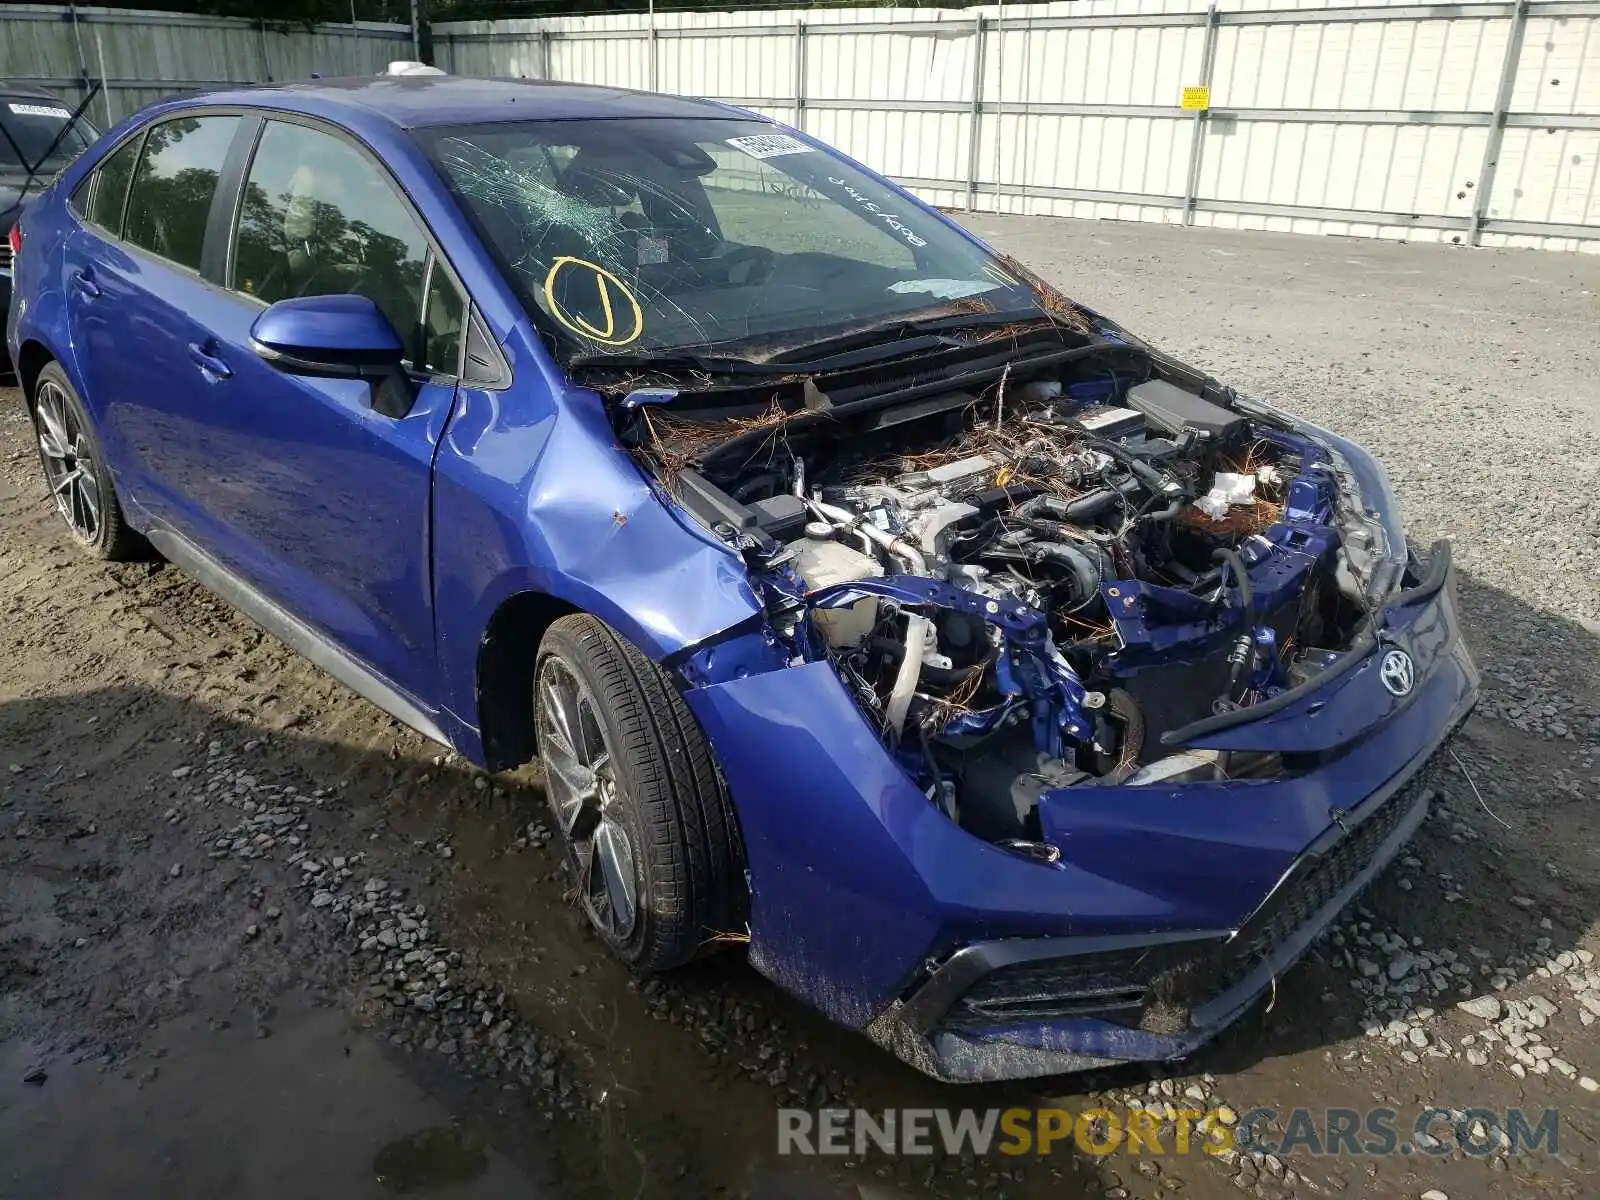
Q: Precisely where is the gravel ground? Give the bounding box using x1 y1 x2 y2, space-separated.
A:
2 216 1599 1200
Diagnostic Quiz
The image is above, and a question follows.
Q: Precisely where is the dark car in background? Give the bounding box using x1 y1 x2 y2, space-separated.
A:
1 83 98 370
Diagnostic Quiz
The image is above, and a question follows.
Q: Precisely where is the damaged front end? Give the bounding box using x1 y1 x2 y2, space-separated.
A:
595 323 1477 1082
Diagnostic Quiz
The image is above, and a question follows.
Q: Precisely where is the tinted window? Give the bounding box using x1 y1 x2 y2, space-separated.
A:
84 135 141 234
421 260 465 376
124 115 240 271
232 120 429 352
69 174 92 218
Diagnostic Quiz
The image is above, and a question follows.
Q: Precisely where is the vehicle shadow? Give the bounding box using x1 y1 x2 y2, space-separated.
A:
0 675 1107 1198
3 560 1591 1197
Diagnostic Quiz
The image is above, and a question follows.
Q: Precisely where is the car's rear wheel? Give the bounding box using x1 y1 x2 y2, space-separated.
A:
535 613 744 971
30 364 144 561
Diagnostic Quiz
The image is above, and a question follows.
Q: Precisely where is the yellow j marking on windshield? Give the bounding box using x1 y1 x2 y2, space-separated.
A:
543 256 644 346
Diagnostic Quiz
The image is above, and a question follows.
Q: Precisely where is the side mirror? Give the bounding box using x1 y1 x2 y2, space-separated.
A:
250 294 416 418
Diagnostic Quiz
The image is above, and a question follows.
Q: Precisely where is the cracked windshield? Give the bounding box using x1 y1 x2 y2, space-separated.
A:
419 117 1043 359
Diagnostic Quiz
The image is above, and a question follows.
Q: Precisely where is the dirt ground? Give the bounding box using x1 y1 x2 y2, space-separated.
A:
3 216 1600 1200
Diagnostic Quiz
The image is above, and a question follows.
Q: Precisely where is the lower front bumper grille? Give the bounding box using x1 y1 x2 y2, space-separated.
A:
939 774 1427 1037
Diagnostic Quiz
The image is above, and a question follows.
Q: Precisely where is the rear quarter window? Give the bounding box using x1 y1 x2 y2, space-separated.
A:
69 172 93 219
83 134 143 236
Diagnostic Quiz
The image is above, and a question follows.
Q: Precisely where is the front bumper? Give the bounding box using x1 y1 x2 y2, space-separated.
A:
868 754 1441 1082
687 549 1477 1082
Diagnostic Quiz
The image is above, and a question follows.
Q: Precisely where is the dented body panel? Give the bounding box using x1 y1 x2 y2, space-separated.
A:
430 376 761 751
690 579 1475 1079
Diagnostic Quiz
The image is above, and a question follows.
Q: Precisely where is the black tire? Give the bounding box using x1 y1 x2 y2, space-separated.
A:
29 362 145 561
535 613 745 971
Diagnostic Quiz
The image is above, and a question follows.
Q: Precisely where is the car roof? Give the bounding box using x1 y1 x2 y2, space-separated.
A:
183 75 749 130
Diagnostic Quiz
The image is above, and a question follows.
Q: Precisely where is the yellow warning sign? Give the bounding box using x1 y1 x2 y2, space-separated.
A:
543 256 644 346
1181 86 1211 111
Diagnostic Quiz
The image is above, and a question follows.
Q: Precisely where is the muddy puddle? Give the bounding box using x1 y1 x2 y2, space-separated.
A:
356 759 1115 1198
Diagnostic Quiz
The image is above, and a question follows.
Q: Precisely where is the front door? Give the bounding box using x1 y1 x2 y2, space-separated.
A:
170 117 469 707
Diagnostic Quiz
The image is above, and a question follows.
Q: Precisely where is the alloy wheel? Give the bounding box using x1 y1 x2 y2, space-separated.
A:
536 655 639 941
34 381 101 544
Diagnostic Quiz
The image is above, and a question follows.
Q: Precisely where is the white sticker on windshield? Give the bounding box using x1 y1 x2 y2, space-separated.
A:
725 134 813 160
7 103 71 119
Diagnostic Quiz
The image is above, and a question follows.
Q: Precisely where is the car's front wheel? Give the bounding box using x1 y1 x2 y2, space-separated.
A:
534 613 745 971
29 363 144 560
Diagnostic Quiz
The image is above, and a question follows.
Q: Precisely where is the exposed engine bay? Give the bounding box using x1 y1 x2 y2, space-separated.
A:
599 333 1403 861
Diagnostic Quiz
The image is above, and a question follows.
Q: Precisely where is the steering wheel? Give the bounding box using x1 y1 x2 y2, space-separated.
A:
718 245 777 287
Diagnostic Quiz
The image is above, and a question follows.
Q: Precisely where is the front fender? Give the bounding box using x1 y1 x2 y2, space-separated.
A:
431 373 762 747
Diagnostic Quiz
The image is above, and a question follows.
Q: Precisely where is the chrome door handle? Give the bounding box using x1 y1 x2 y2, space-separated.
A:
187 342 233 380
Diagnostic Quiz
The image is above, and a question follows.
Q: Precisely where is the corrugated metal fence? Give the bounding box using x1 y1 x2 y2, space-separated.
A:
0 4 413 128
434 1 1600 254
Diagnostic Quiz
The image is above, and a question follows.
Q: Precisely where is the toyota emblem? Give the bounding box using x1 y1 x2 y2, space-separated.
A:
1379 649 1415 697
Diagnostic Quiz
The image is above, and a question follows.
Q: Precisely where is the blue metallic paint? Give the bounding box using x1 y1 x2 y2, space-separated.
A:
190 284 455 706
688 580 1475 1040
251 293 407 359
7 76 1480 1082
927 781 1435 1082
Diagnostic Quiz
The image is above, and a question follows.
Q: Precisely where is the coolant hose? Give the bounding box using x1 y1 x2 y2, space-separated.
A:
804 500 927 574
1063 489 1120 523
886 614 933 741
1213 547 1254 620
1086 436 1182 496
804 499 930 741
1139 496 1186 525
1213 546 1256 703
1021 484 1139 525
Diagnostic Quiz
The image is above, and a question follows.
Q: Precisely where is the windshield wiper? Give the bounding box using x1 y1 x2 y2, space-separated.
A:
571 332 965 377
569 310 1072 382
568 350 801 376
762 309 1066 366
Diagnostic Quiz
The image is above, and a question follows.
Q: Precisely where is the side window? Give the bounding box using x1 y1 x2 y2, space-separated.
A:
84 134 143 236
124 115 240 271
420 259 465 376
232 120 428 356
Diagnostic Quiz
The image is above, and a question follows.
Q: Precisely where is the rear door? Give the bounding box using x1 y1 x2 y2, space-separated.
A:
63 112 245 526
171 115 467 706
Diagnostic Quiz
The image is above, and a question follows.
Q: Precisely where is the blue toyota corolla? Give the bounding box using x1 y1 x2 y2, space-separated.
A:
6 71 1477 1083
